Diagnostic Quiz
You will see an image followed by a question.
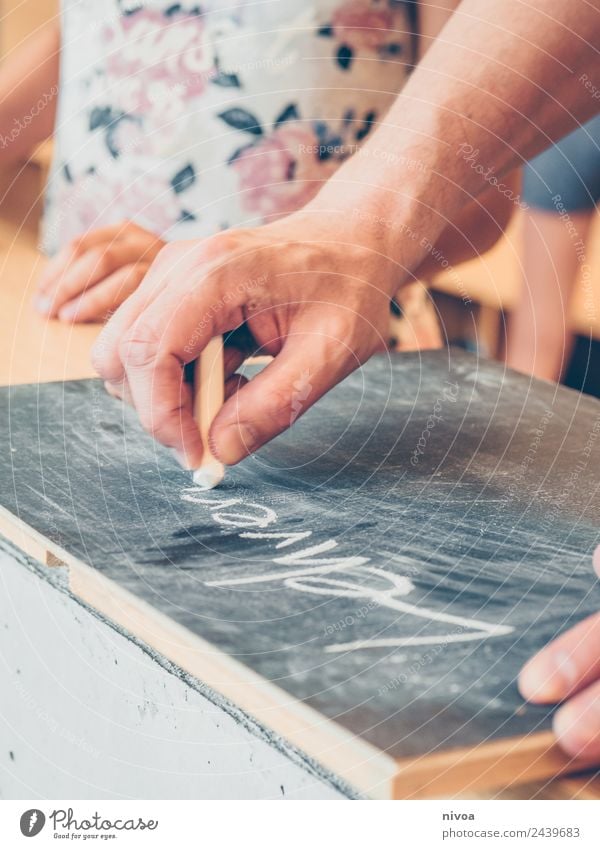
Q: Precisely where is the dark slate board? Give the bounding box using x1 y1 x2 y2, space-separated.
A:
1 349 600 759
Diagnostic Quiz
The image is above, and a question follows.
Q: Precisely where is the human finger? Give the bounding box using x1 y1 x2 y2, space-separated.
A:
58 263 149 323
519 611 600 704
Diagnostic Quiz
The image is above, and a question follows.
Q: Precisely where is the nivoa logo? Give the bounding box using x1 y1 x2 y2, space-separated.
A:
19 809 46 837
442 812 475 820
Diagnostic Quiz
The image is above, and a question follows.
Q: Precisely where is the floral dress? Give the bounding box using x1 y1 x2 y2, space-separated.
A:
43 0 440 349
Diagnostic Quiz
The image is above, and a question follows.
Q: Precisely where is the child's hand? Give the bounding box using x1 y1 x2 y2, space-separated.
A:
519 547 600 760
34 221 165 322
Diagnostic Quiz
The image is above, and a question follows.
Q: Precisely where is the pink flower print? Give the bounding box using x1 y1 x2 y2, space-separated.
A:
231 125 339 220
330 0 397 52
106 116 148 158
56 163 183 245
104 9 211 117
111 169 183 234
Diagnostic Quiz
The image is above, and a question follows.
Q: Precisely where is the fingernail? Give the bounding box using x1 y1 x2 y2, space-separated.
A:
34 296 53 314
58 303 78 321
214 423 259 465
519 650 577 703
103 381 120 399
553 704 583 757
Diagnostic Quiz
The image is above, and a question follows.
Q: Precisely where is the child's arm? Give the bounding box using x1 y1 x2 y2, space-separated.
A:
0 21 60 164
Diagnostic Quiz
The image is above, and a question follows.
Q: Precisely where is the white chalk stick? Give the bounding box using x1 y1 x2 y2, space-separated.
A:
192 336 225 490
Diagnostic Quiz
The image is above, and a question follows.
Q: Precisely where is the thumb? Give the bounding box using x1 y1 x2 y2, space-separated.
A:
210 331 358 465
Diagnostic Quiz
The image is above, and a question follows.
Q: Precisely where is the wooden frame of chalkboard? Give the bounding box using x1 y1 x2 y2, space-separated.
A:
2 351 599 798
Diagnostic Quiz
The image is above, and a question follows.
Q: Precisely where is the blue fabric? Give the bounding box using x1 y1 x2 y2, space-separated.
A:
522 115 600 211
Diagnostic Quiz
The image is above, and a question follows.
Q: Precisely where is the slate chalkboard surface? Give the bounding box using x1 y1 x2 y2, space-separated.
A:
1 349 599 785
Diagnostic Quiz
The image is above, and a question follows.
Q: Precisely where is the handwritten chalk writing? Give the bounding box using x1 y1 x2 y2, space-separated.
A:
275 540 369 569
283 568 512 651
182 489 514 653
205 538 370 585
330 631 507 653
239 531 313 548
181 491 276 528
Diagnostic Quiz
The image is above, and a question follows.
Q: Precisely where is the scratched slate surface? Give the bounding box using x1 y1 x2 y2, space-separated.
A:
1 349 600 759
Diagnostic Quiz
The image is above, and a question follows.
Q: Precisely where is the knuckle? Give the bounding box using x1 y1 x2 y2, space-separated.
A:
81 292 105 319
119 325 161 370
201 230 244 262
137 406 170 439
91 336 112 377
90 343 104 375
68 236 86 257
262 385 294 431
155 242 179 262
152 242 181 271
125 220 148 240
326 313 352 344
213 231 240 253
90 245 114 274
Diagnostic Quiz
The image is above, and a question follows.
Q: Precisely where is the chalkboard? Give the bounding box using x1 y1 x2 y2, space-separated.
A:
1 349 599 766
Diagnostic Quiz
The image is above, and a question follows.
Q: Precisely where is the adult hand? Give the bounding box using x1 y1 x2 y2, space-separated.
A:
34 221 165 322
91 209 399 469
519 546 600 760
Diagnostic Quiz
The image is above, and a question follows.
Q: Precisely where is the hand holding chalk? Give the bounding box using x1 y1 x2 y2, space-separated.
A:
192 336 225 490
92 217 398 470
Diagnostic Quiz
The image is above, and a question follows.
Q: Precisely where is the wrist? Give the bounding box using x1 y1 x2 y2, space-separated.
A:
308 127 464 285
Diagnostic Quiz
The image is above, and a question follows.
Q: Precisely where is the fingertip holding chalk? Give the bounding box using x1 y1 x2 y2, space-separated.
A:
192 461 225 490
192 336 225 490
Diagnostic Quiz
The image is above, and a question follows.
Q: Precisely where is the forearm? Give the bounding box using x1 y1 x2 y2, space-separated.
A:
414 169 521 279
0 21 60 163
313 0 600 271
